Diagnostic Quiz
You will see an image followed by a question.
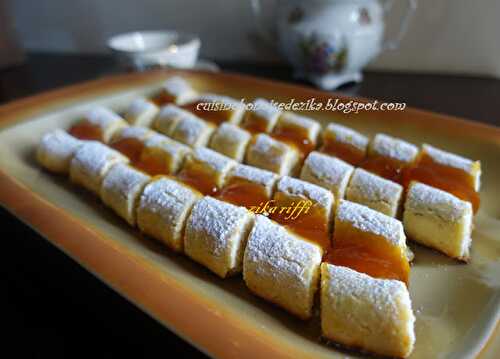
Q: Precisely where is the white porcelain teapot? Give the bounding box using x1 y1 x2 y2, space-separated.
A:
251 0 416 89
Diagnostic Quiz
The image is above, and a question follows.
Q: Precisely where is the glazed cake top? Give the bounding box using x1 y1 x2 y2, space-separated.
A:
324 123 369 150
230 164 279 187
277 176 334 209
190 147 236 173
245 215 323 279
336 199 404 245
85 107 125 127
350 168 403 199
251 98 281 120
39 130 83 158
405 181 472 221
73 141 128 175
370 134 418 163
189 197 251 255
303 151 354 186
422 144 478 173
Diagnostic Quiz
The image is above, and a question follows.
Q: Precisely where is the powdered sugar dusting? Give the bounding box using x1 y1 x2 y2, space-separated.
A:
85 107 124 127
350 168 402 202
38 129 83 161
188 197 250 256
371 134 418 163
251 98 281 120
322 264 414 322
336 200 404 245
139 177 199 220
172 115 212 146
214 123 251 143
191 147 236 173
277 176 334 209
231 164 279 187
126 98 157 118
162 76 194 96
251 134 294 165
423 144 476 173
405 182 471 221
302 151 354 188
101 163 150 196
114 126 152 141
72 141 128 177
144 133 191 155
325 123 368 151
245 215 322 281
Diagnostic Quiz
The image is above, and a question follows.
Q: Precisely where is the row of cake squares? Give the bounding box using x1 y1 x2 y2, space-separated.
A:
64 101 476 262
156 76 482 213
36 134 415 358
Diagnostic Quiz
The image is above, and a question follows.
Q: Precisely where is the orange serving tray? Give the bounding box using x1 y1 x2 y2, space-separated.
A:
0 69 499 359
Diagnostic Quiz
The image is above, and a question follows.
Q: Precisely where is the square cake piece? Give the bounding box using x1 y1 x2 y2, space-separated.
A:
154 76 197 105
36 130 84 174
300 151 354 204
100 163 151 226
272 112 320 155
403 181 473 261
136 177 201 251
271 176 334 251
137 133 191 175
109 126 154 164
208 123 251 162
69 141 129 195
184 196 254 278
321 123 369 165
243 215 323 320
329 200 410 284
362 133 418 183
241 98 281 133
346 168 403 217
153 104 186 136
177 147 236 195
123 97 159 127
184 94 245 125
69 107 128 143
402 143 481 213
245 134 300 176
321 264 415 358
217 164 279 208
169 112 215 148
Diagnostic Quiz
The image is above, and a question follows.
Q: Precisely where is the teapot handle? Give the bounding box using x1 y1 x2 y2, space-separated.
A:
382 0 417 50
250 0 279 46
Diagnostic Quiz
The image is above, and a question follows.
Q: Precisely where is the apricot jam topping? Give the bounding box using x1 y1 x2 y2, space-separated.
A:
241 113 270 134
151 91 175 106
360 155 409 184
272 128 315 159
110 138 145 165
324 225 410 285
270 195 331 252
402 153 480 213
217 178 269 209
69 121 102 142
321 141 366 166
135 147 171 176
177 163 219 196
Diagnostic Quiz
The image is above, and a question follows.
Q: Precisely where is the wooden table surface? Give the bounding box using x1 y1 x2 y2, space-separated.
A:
2 53 499 358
